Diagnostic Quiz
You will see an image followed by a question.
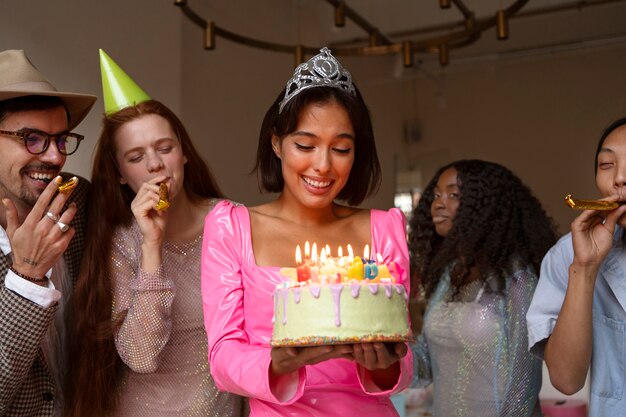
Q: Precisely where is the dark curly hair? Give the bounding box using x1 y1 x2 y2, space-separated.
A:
408 159 558 299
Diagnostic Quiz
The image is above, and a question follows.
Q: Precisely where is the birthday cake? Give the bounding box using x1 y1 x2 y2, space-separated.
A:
270 244 412 347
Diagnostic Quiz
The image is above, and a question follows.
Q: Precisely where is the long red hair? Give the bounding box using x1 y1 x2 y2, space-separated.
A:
64 100 222 417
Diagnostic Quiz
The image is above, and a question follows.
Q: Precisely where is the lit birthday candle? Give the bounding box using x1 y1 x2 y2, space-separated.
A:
376 253 393 280
304 241 311 261
336 255 347 281
317 248 330 282
349 256 364 280
310 243 319 281
363 245 378 280
295 245 310 282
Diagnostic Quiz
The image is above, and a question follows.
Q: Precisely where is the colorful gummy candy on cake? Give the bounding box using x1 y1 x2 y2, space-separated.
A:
270 243 413 347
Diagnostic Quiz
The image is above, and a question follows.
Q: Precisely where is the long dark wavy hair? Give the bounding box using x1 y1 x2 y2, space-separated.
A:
408 159 558 299
64 100 222 417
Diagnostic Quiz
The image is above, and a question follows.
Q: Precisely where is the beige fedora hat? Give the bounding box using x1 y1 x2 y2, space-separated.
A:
0 49 97 130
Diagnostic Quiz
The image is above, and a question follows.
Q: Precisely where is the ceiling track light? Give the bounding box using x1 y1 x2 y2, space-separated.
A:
175 0 530 67
335 1 346 27
497 9 509 40
439 43 449 66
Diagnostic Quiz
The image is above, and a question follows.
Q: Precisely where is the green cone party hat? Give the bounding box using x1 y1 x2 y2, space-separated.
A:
99 49 150 115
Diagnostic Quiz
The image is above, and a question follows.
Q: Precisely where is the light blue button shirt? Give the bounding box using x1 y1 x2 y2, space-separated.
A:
527 230 626 417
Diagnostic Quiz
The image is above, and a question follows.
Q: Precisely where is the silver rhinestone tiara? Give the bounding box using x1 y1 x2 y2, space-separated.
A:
278 47 357 114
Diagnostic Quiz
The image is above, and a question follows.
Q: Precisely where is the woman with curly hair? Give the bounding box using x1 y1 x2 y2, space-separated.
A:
408 159 558 417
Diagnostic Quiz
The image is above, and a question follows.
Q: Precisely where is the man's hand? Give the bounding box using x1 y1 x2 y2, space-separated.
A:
4 176 77 279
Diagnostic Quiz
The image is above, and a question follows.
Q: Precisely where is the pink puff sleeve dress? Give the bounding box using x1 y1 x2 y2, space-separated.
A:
201 200 413 417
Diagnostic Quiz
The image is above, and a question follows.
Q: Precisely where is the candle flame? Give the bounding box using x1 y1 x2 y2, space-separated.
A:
338 246 343 258
311 242 318 263
364 244 370 261
304 241 310 258
347 244 354 259
376 253 384 264
320 248 327 263
296 245 302 265
325 244 331 257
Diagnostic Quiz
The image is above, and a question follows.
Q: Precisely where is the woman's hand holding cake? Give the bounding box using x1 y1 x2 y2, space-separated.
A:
270 345 354 376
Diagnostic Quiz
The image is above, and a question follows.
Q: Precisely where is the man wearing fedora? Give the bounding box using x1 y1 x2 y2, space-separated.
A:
0 49 96 416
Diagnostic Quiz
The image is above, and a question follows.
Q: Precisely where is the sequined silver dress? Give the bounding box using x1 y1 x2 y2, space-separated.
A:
110 209 243 417
411 265 543 417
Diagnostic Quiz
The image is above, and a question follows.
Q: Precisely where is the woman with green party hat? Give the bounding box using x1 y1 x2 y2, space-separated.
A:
64 50 245 417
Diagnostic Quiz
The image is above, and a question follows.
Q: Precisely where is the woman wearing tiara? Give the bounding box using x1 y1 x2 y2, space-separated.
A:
64 51 244 417
201 48 412 416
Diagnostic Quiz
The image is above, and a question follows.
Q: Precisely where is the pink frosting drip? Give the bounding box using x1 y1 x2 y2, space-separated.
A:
395 285 408 300
384 285 393 298
309 286 321 298
329 284 344 326
277 283 405 326
350 282 361 298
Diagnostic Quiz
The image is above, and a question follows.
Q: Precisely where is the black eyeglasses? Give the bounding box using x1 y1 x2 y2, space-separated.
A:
0 128 84 156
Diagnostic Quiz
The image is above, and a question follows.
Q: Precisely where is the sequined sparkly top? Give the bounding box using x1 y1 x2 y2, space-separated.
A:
110 204 243 417
411 265 543 417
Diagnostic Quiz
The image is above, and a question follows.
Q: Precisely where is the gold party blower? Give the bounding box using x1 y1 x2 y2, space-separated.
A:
58 177 78 194
155 183 170 211
564 194 620 211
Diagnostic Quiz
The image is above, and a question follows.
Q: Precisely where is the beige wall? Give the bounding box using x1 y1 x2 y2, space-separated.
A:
3 1 625 233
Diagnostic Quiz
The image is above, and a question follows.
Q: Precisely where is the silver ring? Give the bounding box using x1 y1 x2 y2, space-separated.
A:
46 212 59 223
57 221 69 233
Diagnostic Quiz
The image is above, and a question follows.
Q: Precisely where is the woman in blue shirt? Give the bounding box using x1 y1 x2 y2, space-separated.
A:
527 117 626 417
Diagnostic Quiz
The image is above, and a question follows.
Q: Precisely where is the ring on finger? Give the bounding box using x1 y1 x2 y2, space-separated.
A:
57 221 69 233
46 212 59 223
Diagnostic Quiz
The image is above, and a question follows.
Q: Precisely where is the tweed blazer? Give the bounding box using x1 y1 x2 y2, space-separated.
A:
0 175 89 417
